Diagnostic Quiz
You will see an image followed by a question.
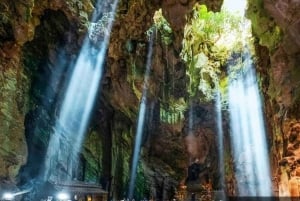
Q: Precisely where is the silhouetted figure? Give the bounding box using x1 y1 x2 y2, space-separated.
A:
100 176 110 190
186 162 207 182
191 193 196 201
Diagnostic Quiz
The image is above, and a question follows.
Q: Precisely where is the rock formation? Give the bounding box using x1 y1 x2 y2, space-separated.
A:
0 0 300 199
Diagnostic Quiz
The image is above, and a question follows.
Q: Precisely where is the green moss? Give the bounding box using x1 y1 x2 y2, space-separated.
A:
219 77 228 98
246 0 282 51
132 162 150 200
160 97 186 124
147 9 173 45
181 4 246 102
0 2 11 26
286 67 300 118
0 68 19 132
83 131 103 181
26 8 31 22
0 62 28 180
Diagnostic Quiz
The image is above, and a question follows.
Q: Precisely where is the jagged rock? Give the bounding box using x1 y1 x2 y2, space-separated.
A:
3 0 300 199
250 0 300 196
264 0 300 54
0 0 94 185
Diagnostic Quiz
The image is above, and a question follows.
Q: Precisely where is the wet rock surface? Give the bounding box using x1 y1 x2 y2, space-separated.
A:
0 0 94 187
1 0 300 199
0 0 223 198
251 0 300 196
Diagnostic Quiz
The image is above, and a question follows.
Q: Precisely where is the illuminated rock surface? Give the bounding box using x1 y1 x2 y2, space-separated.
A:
0 0 300 199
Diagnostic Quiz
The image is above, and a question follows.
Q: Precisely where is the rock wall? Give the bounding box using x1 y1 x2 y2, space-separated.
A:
0 0 93 186
101 0 223 199
0 39 28 183
248 0 300 196
0 0 225 199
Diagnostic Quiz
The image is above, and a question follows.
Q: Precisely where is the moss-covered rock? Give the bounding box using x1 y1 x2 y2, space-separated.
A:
0 0 225 198
0 43 28 182
246 0 282 52
249 0 300 196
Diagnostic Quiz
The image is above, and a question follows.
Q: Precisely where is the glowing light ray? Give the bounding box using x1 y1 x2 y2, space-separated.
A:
245 77 260 195
40 52 69 113
221 0 272 196
222 0 247 16
228 82 242 163
58 57 91 124
246 66 271 196
228 65 271 196
74 63 102 152
240 79 256 195
215 89 225 189
128 32 154 200
43 0 119 182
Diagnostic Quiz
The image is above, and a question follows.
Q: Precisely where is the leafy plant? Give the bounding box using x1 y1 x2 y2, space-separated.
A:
146 9 173 45
160 97 186 124
181 4 248 101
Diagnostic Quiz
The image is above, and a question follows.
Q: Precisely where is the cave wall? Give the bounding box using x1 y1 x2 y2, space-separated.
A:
0 0 225 199
0 0 94 187
247 0 300 196
181 103 222 200
0 34 28 184
2 0 293 199
100 0 223 199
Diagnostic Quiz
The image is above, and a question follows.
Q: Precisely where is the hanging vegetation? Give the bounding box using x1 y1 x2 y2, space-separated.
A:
147 9 173 45
181 4 249 102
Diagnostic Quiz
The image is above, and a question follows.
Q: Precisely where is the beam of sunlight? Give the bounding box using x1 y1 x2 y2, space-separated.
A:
222 0 247 16
228 54 272 196
215 89 225 190
217 0 251 50
43 0 119 182
41 51 70 111
187 101 194 164
221 0 272 196
13 189 32 196
128 32 154 200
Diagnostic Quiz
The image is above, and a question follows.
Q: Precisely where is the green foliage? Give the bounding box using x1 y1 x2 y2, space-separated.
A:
0 2 10 24
133 163 149 200
181 4 247 101
0 58 29 141
0 68 18 130
83 131 103 182
246 0 282 51
147 9 173 45
219 76 228 106
160 97 186 124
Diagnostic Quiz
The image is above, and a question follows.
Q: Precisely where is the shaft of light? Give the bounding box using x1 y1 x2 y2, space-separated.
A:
228 60 272 196
128 32 154 199
13 189 32 196
215 89 225 189
42 51 69 111
43 0 119 181
222 0 247 16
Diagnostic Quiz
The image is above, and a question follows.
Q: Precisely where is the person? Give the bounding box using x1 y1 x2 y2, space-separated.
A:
191 193 196 201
